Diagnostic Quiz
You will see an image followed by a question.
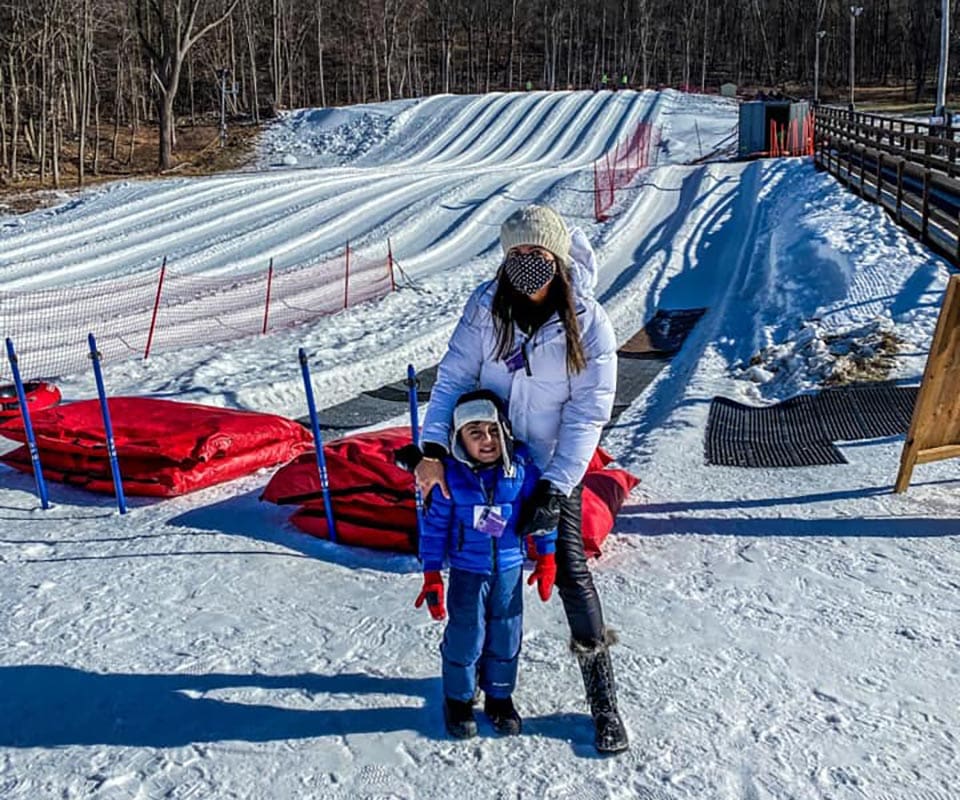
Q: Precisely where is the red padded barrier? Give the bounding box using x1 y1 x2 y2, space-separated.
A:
0 397 313 496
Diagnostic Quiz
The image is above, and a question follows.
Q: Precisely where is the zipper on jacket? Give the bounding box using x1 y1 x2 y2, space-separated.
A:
479 467 500 572
457 521 465 551
521 341 532 376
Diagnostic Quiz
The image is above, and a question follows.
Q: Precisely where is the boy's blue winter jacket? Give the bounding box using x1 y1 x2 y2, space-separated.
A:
419 442 551 574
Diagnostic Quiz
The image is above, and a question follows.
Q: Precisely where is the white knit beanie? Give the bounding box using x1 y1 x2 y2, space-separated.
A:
500 205 571 264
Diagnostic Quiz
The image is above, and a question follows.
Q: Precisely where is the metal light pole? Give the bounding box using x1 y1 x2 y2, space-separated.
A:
935 0 950 119
218 68 229 148
815 30 827 105
849 6 863 110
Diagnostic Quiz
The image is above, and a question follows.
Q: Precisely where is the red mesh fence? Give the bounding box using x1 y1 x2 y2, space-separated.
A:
593 122 661 221
0 246 395 382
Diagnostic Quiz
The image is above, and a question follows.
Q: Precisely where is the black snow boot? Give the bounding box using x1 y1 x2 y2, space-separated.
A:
484 695 522 736
573 631 629 754
443 697 478 739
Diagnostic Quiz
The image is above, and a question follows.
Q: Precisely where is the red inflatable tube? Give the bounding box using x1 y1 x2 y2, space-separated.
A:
0 381 62 422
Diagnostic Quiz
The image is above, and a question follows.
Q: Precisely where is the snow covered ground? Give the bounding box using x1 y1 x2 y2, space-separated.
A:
1 89 957 799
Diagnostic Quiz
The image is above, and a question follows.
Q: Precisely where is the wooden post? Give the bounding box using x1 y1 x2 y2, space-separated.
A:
858 143 866 195
921 169 931 242
387 238 396 292
875 151 884 204
896 160 905 224
895 275 960 492
343 241 350 309
143 257 167 360
261 257 274 335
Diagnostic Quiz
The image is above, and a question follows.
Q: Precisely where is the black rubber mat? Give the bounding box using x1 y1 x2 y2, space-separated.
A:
705 383 918 468
608 355 671 425
303 308 705 433
620 308 707 358
305 366 438 431
816 383 919 442
706 395 845 467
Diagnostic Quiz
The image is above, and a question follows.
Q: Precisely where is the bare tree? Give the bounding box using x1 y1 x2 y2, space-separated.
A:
134 0 240 170
0 0 956 187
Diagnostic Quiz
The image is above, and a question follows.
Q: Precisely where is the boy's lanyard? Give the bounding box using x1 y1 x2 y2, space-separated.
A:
473 467 507 538
479 466 499 505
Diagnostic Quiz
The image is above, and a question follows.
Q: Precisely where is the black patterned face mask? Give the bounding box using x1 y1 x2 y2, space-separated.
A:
503 252 556 295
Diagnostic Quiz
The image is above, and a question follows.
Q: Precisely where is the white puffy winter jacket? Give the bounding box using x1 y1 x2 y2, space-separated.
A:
422 229 617 496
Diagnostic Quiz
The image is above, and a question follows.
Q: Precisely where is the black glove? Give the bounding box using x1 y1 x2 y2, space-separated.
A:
520 479 563 537
394 441 448 473
422 442 449 460
394 444 423 473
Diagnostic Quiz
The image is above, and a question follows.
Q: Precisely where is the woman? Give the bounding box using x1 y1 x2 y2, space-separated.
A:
414 204 627 753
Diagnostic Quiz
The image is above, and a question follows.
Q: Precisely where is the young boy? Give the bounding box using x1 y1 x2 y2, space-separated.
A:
413 389 557 739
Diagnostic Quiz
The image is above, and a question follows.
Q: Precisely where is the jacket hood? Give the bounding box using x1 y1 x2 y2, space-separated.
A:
449 390 515 477
567 226 598 298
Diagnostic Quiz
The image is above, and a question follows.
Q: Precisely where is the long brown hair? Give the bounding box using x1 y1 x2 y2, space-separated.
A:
491 258 587 374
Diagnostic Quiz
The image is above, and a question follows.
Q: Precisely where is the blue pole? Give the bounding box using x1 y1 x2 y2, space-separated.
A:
406 364 427 546
298 348 337 543
5 338 50 510
87 333 127 514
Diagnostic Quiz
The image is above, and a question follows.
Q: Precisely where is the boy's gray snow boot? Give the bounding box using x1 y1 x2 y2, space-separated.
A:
572 630 629 754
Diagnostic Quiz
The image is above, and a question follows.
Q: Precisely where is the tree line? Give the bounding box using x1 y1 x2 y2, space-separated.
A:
0 0 955 184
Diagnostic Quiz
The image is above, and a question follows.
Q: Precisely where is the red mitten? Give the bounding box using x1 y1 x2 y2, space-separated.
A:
527 553 556 602
414 570 446 620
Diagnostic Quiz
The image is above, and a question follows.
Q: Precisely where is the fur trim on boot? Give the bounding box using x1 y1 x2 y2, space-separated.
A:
569 627 619 655
572 629 629 754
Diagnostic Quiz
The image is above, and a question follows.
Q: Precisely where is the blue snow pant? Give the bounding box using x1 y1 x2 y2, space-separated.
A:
441 566 523 702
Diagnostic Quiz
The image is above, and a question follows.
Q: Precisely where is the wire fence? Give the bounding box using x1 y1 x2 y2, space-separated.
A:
0 245 396 382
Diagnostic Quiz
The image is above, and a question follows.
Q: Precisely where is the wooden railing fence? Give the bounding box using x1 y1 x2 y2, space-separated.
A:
815 106 960 265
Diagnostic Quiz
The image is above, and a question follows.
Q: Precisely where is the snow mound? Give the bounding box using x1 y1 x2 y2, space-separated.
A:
257 100 417 168
733 317 901 400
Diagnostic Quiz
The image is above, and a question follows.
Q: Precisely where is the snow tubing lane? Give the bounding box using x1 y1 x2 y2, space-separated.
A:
0 382 62 421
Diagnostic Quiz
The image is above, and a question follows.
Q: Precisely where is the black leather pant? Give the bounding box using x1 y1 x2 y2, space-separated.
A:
554 485 606 646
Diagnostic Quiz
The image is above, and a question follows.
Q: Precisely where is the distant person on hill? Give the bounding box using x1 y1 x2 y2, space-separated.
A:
620 74 629 91
601 72 610 91
413 390 555 739
413 205 628 753
525 79 533 91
